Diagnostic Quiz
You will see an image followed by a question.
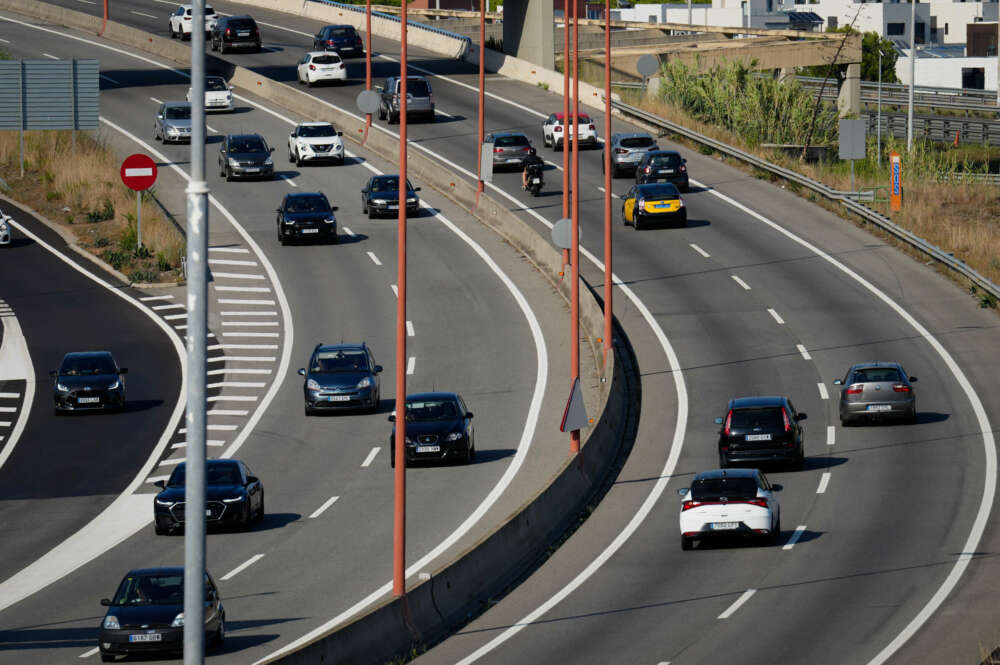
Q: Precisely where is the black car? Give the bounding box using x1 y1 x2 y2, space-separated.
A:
210 14 260 53
276 192 338 245
153 459 264 534
299 343 381 414
361 174 421 219
51 351 127 413
635 150 689 190
98 567 224 661
716 396 805 469
388 392 475 466
313 24 364 56
219 133 274 181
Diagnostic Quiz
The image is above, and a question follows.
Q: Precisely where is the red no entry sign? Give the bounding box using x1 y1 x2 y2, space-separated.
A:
120 153 158 191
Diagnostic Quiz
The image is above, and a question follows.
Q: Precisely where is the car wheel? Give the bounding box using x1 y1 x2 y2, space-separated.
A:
304 404 314 416
240 504 251 530
306 75 313 88
154 523 168 536
633 214 642 231
288 147 295 163
168 23 175 38
295 152 303 167
225 166 233 182
154 126 161 141
907 406 917 424
213 617 225 647
218 41 226 54
255 493 265 522
794 446 805 470
389 448 395 468
367 205 375 220
677 212 687 228
368 392 380 414
840 413 853 427
389 113 399 125
718 453 728 469
770 517 782 545
681 536 693 551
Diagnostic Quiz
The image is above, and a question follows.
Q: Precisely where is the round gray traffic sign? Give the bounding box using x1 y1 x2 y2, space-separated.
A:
636 54 660 78
551 217 581 250
356 89 380 115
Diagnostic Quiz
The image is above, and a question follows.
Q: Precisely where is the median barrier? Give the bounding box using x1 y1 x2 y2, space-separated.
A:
3 3 633 662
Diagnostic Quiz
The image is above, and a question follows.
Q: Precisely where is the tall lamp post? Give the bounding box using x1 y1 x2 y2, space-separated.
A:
364 0 372 143
907 0 916 152
877 46 882 165
603 0 612 366
477 0 485 202
570 0 581 455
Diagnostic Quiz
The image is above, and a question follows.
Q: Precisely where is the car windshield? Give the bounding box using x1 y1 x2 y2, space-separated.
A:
650 153 682 167
205 77 227 91
313 54 341 64
404 80 430 97
330 27 353 37
298 124 336 137
690 477 758 501
640 185 678 199
60 356 116 376
495 135 528 147
205 6 215 14
167 463 240 487
620 136 654 149
164 106 190 119
228 18 254 29
311 350 368 372
370 177 414 193
284 195 329 213
729 407 784 431
112 573 184 606
230 138 266 153
853 368 903 383
405 399 460 422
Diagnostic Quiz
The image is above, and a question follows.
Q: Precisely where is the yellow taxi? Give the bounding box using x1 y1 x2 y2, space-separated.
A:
621 182 686 230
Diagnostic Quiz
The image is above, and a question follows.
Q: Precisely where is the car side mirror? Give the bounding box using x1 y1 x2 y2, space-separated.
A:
414 187 421 192
832 379 843 385
795 413 807 421
276 208 283 213
909 376 918 382
228 86 234 91
465 411 474 419
330 206 339 212
771 484 783 492
374 365 383 373
290 131 296 137
297 368 306 376
387 414 396 422
247 475 259 485
101 598 113 606
676 488 688 496
713 417 723 425
682 158 687 163
154 480 165 489
269 147 275 153
375 85 384 92
119 368 128 374
337 131 343 136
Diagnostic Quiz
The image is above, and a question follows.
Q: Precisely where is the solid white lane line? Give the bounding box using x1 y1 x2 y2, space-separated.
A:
391 284 398 297
152 303 185 311
207 409 249 416
220 554 264 581
827 425 835 446
718 589 756 619
731 275 751 291
689 243 710 258
172 441 225 448
797 344 812 360
221 321 279 327
211 272 266 280
76 0 96 4
131 10 157 18
208 395 258 402
361 447 379 467
407 356 415 375
309 496 340 519
206 125 218 133
79 647 99 658
209 247 250 254
817 472 831 494
342 226 355 237
215 286 270 292
221 311 279 317
767 308 784 325
208 381 266 389
140 294 174 301
209 258 258 267
222 332 280 338
367 251 382 266
406 320 414 337
783 526 807 551
817 382 829 400
163 313 187 321
278 173 298 187
217 298 276 305
149 96 162 104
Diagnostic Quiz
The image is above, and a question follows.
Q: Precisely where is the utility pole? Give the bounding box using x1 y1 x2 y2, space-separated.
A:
877 46 882 165
907 0 916 152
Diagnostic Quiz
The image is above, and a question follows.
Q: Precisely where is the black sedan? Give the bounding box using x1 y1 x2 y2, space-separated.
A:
276 191 338 245
51 351 127 414
153 459 264 534
299 342 382 415
716 395 806 469
98 567 224 662
388 392 475 466
361 174 421 219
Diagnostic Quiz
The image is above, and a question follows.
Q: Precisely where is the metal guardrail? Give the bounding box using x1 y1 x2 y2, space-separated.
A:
310 0 473 49
610 98 1000 302
798 75 998 106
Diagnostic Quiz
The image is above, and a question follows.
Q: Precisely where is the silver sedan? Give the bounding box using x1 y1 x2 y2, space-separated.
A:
834 362 917 425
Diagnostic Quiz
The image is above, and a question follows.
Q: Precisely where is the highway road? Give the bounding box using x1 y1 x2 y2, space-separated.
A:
1 2 999 665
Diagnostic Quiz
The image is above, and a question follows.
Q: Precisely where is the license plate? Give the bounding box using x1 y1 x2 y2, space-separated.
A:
326 395 350 401
745 434 772 441
531 178 541 184
867 404 893 412
388 204 398 210
505 158 520 163
711 522 739 530
416 445 440 453
302 228 319 234
206 509 212 516
654 203 670 209
78 397 100 404
237 31 250 36
659 169 675 174
129 634 162 643
244 167 260 173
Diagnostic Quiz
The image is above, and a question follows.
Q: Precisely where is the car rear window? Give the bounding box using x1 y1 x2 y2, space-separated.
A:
853 368 903 383
649 153 682 167
729 407 784 431
691 477 758 501
312 350 368 372
640 185 678 199
313 54 342 64
298 124 336 137
60 356 116 375
205 6 215 14
620 136 655 149
227 18 255 30
495 135 529 147
405 80 431 97
330 27 354 37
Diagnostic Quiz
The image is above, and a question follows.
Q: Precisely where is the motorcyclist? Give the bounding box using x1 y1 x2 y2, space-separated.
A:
522 147 545 190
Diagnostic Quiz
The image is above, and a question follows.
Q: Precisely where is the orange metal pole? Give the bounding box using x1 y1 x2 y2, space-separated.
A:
603 0 612 366
570 0 581 455
100 0 108 35
363 0 372 144
560 2 571 274
393 2 408 599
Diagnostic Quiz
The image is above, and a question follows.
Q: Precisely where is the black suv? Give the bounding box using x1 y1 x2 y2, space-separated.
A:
313 24 364 56
361 174 421 218
716 396 805 469
51 351 127 413
211 15 260 53
635 150 689 191
298 343 382 414
377 76 435 124
276 191 338 245
153 459 264 534
219 133 274 181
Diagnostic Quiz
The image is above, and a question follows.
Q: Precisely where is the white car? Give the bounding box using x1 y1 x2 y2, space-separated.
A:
678 468 781 550
168 4 218 39
287 122 345 166
186 75 233 112
0 209 12 246
296 51 347 87
541 112 599 151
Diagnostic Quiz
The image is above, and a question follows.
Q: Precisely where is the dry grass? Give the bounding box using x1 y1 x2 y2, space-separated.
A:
0 129 184 283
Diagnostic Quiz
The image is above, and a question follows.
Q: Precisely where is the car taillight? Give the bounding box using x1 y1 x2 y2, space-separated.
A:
589 124 595 131
338 63 344 69
493 147 503 153
745 498 768 508
614 148 627 154
522 146 530 152
893 384 911 392
783 409 791 432
225 27 231 35
327 39 335 45
183 15 191 20
846 384 863 394
681 500 702 511
723 410 732 436
644 166 651 174
554 125 562 132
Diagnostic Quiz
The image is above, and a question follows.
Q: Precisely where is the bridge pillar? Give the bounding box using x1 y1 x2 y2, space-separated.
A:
502 0 554 70
838 62 861 118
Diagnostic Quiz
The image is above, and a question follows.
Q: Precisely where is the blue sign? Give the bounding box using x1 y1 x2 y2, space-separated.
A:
891 161 901 196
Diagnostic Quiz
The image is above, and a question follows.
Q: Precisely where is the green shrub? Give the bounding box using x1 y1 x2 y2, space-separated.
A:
101 249 130 271
128 269 159 283
85 199 114 223
156 251 173 272
46 191 61 201
95 237 110 248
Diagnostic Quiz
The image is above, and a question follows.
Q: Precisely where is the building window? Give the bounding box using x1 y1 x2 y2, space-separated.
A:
945 23 948 35
915 21 926 43
962 67 985 89
828 16 838 29
887 22 904 35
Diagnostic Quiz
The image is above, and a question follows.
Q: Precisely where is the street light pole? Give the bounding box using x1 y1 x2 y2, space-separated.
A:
877 46 882 165
603 0 612 367
907 0 916 152
561 1 571 273
570 0 581 456
364 0 372 143
477 0 485 201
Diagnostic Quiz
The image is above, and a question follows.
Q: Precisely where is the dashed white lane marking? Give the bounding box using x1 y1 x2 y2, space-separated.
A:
163 313 187 321
215 285 271 292
206 125 218 133
361 447 379 467
0 422 13 428
544 160 563 171
131 10 157 18
817 472 831 494
718 589 756 619
216 344 278 350
222 332 280 338
208 381 267 389
140 294 174 302
220 554 264 581
209 247 250 254
367 251 382 266
434 107 451 118
827 426 835 446
0 393 21 399
0 38 7 43
174 325 187 330
78 647 98 658
172 440 225 448
278 174 298 187
152 303 185 311
208 395 259 402
159 457 184 466
221 311 278 317
0 407 16 413
207 409 249 416
783 525 807 551
309 496 339 519
207 424 239 432
342 226 355 237
42 53 58 59
407 356 415 375
146 475 169 484
207 368 272 375
391 284 398 297
222 321 279 327
731 275 751 291
209 258 258 267
76 0 96 4
209 356 275 363
149 96 162 104
689 243 710 258
767 308 784 324
406 320 414 337
217 298 276 305
211 272 265 280
817 382 829 399
796 344 812 360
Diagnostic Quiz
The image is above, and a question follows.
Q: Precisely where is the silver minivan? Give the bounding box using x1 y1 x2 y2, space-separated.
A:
377 76 435 124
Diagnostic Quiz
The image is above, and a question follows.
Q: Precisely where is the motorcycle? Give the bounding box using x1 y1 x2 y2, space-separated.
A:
524 166 544 197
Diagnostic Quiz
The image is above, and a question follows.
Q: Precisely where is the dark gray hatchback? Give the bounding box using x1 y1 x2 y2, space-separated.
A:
635 150 689 190
219 133 274 181
210 14 260 53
